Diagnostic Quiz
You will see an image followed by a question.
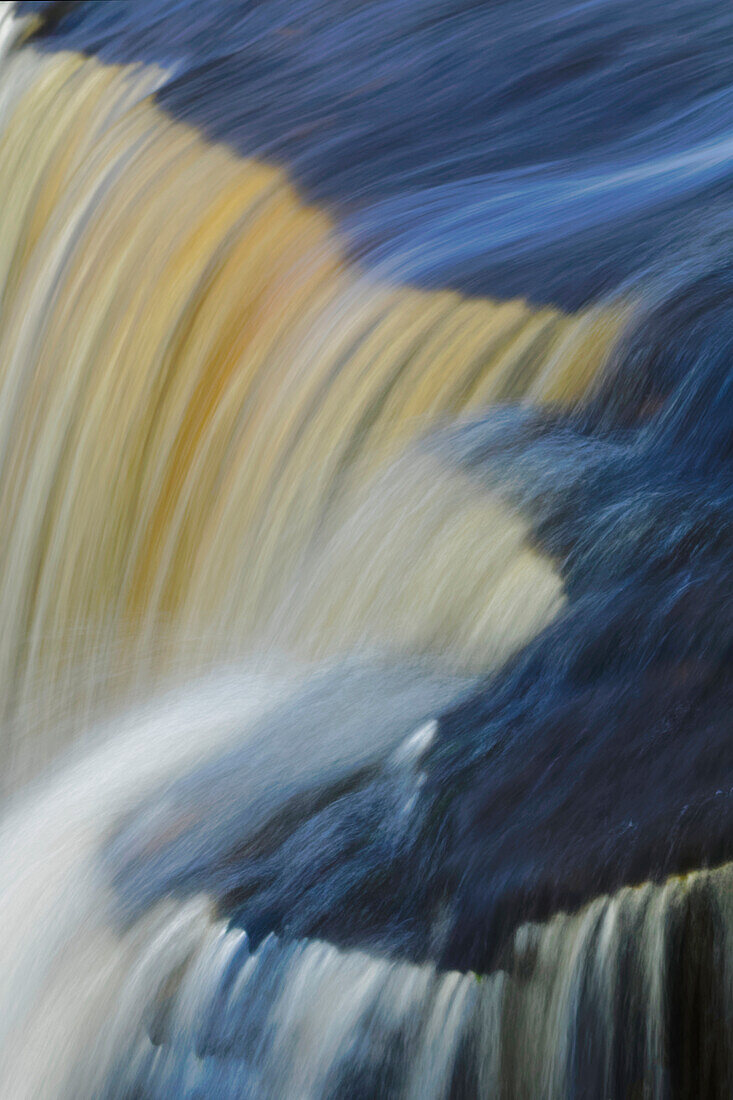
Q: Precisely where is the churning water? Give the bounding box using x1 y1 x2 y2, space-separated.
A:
0 0 731 1095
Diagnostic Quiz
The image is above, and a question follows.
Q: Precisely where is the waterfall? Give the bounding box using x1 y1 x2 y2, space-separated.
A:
0 0 731 1095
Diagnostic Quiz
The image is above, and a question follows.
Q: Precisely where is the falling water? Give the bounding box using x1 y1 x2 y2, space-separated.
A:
0 0 731 1095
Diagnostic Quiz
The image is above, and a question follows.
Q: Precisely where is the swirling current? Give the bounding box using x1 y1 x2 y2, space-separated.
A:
0 1 731 1096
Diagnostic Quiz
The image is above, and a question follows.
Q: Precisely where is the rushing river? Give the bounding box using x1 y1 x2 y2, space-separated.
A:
0 1 731 1095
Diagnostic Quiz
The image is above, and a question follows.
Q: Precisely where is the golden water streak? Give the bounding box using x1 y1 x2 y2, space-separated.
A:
0 38 629 770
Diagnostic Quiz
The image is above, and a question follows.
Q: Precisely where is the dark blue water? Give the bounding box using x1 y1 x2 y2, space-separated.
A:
22 0 733 306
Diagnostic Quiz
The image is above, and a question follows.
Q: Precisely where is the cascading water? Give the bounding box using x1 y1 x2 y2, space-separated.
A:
0 0 731 1096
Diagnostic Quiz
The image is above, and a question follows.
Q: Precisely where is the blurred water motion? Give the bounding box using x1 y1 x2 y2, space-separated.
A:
0 0 731 1095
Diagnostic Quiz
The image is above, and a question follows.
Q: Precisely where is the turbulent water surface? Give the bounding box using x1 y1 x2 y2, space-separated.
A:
0 0 732 1096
